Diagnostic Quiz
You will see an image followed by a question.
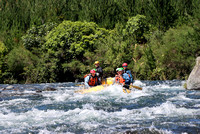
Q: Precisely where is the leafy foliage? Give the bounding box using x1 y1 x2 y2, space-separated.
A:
0 41 7 82
123 15 149 44
22 22 57 51
6 46 38 83
0 0 200 83
33 21 109 82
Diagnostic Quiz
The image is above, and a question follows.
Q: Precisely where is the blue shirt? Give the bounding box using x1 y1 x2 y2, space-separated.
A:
124 69 133 83
122 73 131 85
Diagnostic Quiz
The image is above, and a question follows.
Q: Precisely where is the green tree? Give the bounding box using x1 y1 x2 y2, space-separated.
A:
22 22 57 51
123 15 149 44
150 25 197 79
0 41 8 83
40 20 109 82
6 46 38 83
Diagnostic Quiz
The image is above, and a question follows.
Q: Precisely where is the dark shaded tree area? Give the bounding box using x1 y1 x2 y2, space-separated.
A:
0 0 200 83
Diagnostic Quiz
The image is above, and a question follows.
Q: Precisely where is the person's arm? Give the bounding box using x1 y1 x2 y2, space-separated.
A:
113 76 116 85
84 76 90 89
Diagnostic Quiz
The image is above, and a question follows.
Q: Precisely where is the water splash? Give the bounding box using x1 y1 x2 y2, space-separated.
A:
0 80 200 133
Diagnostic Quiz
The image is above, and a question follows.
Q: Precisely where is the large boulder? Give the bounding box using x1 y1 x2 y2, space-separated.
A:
187 57 200 90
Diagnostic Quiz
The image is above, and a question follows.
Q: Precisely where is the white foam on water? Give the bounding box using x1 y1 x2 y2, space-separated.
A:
0 98 29 107
139 101 200 118
168 92 195 101
69 85 151 106
94 84 149 99
149 124 173 134
23 90 37 94
38 129 53 134
79 122 100 130
0 81 199 133
41 88 74 103
194 104 200 107
133 80 146 87
144 82 184 92
0 107 11 114
0 99 199 133
0 108 69 130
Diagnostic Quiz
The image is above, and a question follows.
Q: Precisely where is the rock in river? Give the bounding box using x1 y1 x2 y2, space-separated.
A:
187 57 200 90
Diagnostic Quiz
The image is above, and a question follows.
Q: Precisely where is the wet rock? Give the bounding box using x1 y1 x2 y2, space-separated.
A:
36 90 42 93
43 87 57 91
6 86 14 90
187 57 200 90
3 86 20 91
0 88 5 91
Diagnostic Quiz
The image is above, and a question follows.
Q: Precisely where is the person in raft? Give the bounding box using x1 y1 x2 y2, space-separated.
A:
94 61 103 84
84 69 100 89
122 63 133 85
114 67 131 89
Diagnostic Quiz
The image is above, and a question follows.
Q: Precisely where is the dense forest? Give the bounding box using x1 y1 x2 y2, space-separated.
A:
0 0 200 83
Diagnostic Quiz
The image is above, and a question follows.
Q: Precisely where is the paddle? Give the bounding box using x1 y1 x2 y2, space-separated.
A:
129 85 142 90
123 84 142 90
122 84 142 94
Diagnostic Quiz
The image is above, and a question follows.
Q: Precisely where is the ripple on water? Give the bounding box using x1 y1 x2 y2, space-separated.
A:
0 80 200 133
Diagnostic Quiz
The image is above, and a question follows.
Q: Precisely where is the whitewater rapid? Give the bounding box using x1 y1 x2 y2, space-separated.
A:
0 80 200 133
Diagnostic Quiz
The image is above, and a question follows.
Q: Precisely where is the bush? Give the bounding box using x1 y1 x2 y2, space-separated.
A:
6 46 38 83
149 25 197 79
40 20 109 81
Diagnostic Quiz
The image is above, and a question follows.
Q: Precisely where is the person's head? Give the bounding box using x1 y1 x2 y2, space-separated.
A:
116 68 120 74
116 67 124 75
122 63 128 70
90 69 96 77
94 61 100 67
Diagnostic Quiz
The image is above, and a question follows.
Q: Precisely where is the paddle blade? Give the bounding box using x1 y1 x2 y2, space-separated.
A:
75 84 83 86
123 88 131 93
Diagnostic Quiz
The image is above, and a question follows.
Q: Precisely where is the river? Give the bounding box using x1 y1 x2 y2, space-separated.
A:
0 80 200 134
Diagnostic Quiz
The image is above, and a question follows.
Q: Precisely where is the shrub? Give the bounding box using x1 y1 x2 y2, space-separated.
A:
150 25 197 79
6 46 38 83
41 20 109 81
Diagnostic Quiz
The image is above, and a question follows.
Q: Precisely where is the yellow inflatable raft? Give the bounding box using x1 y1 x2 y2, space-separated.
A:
75 77 114 94
74 77 142 94
74 85 106 94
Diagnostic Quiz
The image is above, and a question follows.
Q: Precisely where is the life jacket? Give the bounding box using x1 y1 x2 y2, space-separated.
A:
115 75 125 84
88 75 98 86
115 75 119 83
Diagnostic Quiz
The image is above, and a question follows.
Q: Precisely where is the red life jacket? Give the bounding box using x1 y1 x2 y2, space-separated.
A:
88 76 98 86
